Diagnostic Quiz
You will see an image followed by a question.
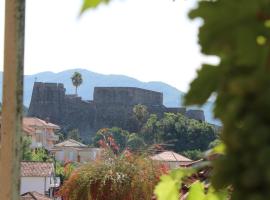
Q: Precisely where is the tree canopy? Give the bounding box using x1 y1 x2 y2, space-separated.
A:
71 72 83 95
93 112 218 157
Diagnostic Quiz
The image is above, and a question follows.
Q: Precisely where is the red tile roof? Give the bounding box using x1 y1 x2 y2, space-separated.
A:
21 191 52 200
23 118 60 135
54 139 87 147
151 151 192 162
21 161 54 177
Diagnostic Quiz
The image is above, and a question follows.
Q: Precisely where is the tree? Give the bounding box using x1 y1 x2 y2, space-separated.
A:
31 148 51 162
22 136 32 161
93 127 130 152
56 132 66 142
142 113 218 153
67 129 82 142
133 104 149 132
141 114 159 144
182 149 203 161
126 133 145 152
71 72 83 95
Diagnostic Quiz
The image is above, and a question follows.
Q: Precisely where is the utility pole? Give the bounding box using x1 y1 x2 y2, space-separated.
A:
0 0 26 199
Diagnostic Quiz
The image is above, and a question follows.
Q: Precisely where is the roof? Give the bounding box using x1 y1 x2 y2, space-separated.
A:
21 161 54 177
23 117 60 134
21 191 52 200
150 151 192 162
54 139 87 147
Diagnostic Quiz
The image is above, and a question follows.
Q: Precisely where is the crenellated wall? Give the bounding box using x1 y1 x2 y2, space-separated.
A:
28 82 205 142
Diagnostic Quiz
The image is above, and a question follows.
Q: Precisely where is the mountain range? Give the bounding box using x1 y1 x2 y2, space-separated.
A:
0 69 219 124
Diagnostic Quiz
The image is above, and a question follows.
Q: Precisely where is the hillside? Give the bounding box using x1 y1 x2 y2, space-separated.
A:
0 69 219 124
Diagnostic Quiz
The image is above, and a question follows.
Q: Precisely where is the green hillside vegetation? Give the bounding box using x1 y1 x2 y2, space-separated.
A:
93 111 218 158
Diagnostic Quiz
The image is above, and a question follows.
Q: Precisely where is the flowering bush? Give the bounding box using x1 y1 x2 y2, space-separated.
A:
59 151 168 200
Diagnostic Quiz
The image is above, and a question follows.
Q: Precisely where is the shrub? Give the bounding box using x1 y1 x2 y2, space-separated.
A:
59 151 167 200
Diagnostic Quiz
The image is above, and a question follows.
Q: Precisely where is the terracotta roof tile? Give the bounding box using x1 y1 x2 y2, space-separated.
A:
55 139 87 147
151 151 192 162
23 117 60 131
21 161 54 177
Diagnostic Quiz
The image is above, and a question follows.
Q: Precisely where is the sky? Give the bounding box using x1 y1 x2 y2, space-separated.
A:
0 0 218 92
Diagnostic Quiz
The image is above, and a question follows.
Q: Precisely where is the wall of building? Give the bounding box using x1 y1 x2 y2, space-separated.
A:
54 148 102 163
21 177 51 195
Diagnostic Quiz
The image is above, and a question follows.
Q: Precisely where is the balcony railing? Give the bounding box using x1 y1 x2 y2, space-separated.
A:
48 135 59 141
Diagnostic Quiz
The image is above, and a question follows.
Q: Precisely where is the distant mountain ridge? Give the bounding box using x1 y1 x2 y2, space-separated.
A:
0 69 219 124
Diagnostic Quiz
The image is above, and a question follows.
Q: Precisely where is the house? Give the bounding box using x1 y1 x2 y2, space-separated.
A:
20 161 60 197
0 117 60 150
50 139 102 163
150 151 193 169
23 117 60 150
21 191 52 200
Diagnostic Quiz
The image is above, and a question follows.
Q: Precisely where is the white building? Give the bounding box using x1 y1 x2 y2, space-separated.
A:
20 161 60 197
23 117 60 150
51 139 102 163
150 151 193 169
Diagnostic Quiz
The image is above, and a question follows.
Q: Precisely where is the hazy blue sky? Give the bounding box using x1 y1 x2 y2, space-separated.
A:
0 0 218 92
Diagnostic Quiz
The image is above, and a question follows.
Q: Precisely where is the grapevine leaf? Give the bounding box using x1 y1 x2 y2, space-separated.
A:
212 143 226 155
80 0 111 14
154 175 179 200
185 65 219 106
205 187 228 200
187 181 206 200
170 168 194 180
155 168 194 200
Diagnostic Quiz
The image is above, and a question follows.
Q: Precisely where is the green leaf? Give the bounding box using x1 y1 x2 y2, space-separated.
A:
80 0 111 14
185 65 219 106
187 181 206 200
212 143 226 155
155 168 194 200
256 35 267 46
264 20 270 28
154 175 179 200
170 168 194 180
205 187 228 200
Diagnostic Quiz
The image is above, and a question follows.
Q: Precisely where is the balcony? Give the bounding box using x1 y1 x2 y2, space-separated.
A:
48 134 59 141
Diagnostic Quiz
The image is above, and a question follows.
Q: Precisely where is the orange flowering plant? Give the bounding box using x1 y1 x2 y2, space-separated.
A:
59 137 169 200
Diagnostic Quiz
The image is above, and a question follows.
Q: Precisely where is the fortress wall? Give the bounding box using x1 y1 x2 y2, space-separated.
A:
165 107 186 115
94 87 163 131
28 82 66 123
62 96 96 139
28 82 206 142
94 87 163 106
186 109 205 122
94 104 133 131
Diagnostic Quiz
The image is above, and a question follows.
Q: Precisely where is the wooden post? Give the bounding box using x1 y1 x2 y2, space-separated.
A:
0 0 25 199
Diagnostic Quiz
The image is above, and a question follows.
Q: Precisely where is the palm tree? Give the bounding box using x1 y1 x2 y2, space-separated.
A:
71 72 83 95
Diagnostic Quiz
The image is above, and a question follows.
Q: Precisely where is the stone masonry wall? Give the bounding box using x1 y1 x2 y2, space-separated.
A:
28 82 205 142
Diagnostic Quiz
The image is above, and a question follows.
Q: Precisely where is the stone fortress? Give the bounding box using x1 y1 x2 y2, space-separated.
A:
28 82 205 141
